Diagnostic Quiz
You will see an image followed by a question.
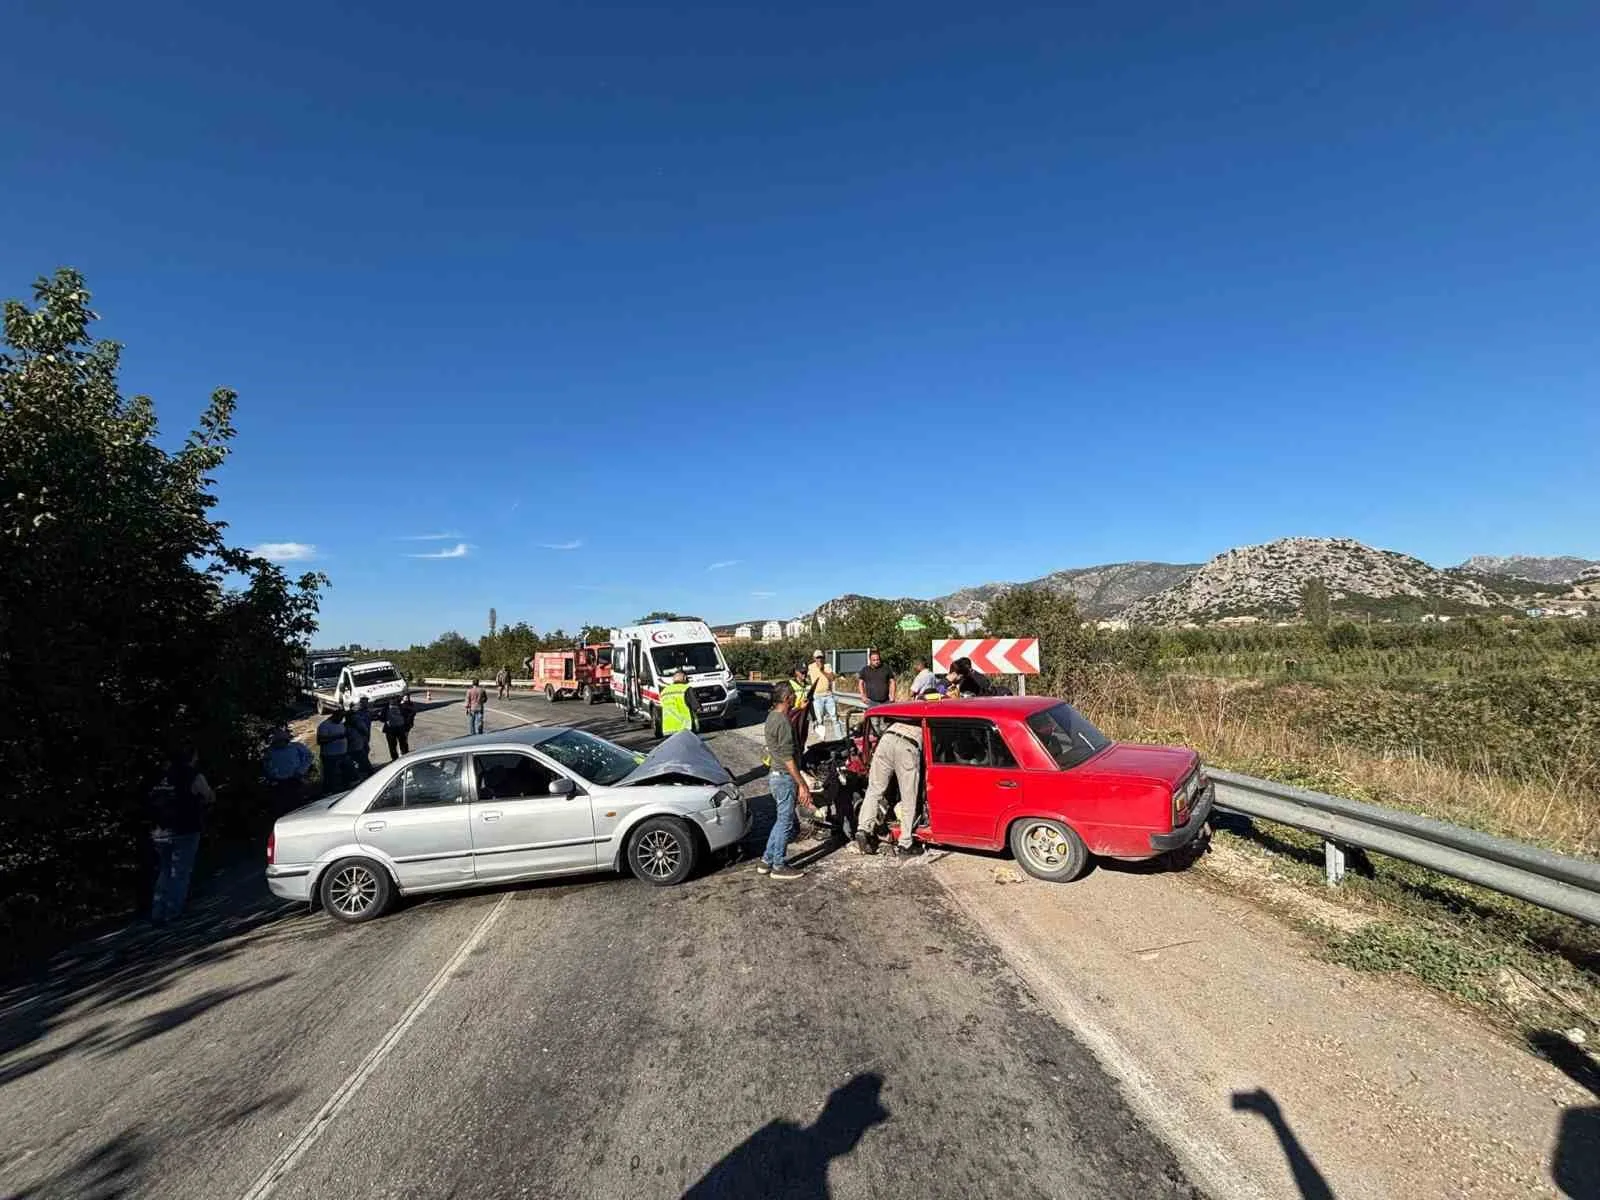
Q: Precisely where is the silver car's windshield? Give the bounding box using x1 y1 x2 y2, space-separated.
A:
539 730 644 786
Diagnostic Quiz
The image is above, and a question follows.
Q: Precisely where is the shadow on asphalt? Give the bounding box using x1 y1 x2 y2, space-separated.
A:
1230 1089 1334 1200
681 1073 889 1199
6 1124 147 1200
1526 1029 1600 1198
0 868 299 1088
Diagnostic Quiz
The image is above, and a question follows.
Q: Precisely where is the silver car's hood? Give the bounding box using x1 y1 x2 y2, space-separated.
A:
281 793 349 821
616 731 732 787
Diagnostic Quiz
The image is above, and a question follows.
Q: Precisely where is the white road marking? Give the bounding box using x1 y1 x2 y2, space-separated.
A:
239 893 513 1200
487 706 538 728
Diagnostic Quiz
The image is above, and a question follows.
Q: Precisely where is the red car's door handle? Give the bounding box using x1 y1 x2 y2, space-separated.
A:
996 780 1018 789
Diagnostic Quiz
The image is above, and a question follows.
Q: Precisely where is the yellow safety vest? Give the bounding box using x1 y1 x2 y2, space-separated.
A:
659 683 694 734
789 679 808 708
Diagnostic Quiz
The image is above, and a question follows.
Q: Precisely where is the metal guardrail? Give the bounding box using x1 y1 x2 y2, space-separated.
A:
1209 770 1600 925
831 693 1600 924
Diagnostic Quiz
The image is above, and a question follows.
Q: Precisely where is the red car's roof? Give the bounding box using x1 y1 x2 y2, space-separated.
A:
867 695 1061 719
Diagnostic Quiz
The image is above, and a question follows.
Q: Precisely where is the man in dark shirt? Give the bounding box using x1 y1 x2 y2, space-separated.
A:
147 745 214 925
760 686 810 880
857 649 895 707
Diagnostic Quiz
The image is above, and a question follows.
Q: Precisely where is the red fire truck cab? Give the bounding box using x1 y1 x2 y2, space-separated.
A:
533 645 614 704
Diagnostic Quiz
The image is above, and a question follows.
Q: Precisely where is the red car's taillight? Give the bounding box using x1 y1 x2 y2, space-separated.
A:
266 832 275 866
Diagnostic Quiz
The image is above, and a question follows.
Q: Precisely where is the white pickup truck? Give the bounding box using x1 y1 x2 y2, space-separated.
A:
311 660 408 713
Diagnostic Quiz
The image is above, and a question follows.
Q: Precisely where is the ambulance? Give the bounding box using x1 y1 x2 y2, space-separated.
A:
610 620 740 736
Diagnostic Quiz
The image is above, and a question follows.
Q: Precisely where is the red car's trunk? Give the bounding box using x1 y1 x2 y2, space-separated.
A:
1080 742 1198 787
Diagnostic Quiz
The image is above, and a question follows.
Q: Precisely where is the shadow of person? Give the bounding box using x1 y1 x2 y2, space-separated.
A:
683 1073 889 1199
1231 1088 1334 1200
1527 1030 1600 1198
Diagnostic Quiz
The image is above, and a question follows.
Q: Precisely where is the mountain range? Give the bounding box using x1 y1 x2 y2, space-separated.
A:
803 544 1598 629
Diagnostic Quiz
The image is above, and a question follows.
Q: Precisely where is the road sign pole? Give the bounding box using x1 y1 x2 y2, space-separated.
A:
1018 675 1026 697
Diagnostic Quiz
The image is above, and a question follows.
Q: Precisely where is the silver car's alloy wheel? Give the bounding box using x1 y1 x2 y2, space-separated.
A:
327 864 380 916
1020 823 1071 872
634 829 682 880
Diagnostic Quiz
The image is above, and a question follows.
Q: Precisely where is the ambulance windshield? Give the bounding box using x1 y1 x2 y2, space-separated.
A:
650 643 723 676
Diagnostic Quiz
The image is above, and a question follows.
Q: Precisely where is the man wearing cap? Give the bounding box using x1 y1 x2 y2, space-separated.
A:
807 651 839 739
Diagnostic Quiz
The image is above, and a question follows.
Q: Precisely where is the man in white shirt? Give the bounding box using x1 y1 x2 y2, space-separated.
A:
909 659 938 698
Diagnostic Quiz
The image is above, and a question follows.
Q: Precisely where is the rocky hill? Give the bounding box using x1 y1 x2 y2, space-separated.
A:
1458 555 1600 585
1120 538 1508 626
934 561 1198 620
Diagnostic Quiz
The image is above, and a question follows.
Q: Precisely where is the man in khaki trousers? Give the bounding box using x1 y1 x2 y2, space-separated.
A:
854 720 924 859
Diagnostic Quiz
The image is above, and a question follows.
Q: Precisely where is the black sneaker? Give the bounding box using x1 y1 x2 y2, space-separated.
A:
768 864 806 880
891 841 925 859
852 831 878 856
755 861 772 875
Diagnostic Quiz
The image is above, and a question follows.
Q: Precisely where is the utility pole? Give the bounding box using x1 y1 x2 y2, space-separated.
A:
489 607 497 639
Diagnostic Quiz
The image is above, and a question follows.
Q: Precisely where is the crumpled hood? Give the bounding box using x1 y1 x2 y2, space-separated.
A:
616 731 733 787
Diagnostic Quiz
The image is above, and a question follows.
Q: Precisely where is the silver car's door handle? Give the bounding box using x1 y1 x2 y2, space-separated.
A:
365 821 387 831
481 810 502 821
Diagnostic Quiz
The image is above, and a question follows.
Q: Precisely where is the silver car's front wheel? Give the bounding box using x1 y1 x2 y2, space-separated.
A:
320 857 395 923
626 817 697 887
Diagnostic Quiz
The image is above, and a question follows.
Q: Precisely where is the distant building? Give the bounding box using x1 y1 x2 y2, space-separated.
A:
1095 618 1130 631
734 624 753 640
784 618 808 639
948 611 983 636
761 620 783 641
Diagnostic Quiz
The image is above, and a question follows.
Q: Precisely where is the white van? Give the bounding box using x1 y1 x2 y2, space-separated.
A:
334 660 408 712
611 621 739 736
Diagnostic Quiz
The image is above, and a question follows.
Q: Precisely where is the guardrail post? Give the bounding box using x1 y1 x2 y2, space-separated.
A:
1324 840 1347 887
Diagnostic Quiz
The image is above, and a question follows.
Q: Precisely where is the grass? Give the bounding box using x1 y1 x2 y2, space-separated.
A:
1078 670 1600 1036
1085 672 1600 857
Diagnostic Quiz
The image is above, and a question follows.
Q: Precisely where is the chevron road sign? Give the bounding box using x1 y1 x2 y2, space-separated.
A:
932 638 1041 676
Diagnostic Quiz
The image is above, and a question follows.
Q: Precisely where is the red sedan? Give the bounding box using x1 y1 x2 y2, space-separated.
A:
850 696 1213 881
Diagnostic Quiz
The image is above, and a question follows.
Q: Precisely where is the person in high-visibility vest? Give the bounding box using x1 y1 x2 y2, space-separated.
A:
788 665 811 709
659 670 699 735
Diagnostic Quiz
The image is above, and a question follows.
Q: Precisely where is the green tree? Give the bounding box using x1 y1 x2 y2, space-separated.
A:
1300 577 1332 628
579 624 611 646
982 587 1092 699
637 610 696 623
427 630 481 674
0 268 323 963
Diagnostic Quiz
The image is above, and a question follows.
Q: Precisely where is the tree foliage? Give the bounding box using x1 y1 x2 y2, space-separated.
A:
0 269 324 963
1300 577 1332 628
982 586 1095 699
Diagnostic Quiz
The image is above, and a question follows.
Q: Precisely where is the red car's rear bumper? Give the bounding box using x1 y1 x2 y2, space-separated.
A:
1148 783 1215 852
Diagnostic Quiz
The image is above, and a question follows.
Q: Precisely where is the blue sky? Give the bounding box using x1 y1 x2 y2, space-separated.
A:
5 2 1597 646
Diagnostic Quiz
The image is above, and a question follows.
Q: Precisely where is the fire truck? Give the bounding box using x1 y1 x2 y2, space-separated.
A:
532 644 613 704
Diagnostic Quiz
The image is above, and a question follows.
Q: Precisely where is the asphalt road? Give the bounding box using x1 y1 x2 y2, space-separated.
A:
0 691 1203 1200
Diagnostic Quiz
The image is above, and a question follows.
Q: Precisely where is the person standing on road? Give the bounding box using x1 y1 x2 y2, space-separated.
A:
857 648 895 708
263 727 312 813
316 709 350 793
808 650 839 739
146 745 214 925
495 665 511 700
788 664 812 709
399 692 416 749
854 719 924 858
659 669 700 735
760 686 809 880
909 659 937 699
348 697 375 778
466 679 488 735
381 697 410 761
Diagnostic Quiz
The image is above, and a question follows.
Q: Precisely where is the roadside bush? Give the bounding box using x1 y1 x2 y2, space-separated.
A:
0 269 324 970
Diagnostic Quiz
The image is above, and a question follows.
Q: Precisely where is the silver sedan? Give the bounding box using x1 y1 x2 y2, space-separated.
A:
265 727 749 923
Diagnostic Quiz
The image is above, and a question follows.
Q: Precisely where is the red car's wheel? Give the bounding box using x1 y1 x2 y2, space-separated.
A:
1009 818 1089 883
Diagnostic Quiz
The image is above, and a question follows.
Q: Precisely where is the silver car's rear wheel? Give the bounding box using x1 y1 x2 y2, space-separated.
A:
626 817 697 886
320 856 395 923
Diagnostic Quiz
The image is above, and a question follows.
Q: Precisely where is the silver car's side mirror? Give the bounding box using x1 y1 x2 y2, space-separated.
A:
548 777 576 797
